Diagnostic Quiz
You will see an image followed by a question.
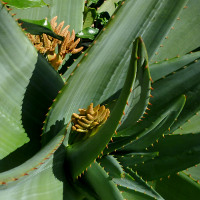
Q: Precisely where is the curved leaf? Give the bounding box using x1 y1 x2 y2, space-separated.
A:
98 155 123 178
0 127 67 187
133 133 200 180
0 53 64 172
150 51 200 82
151 0 200 63
0 3 36 159
116 152 159 169
11 0 84 33
81 162 123 200
114 168 164 200
64 38 141 179
153 172 200 200
19 18 63 40
116 38 151 134
119 95 185 152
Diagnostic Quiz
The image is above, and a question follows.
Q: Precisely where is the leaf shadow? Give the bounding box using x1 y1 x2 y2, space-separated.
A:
0 53 64 172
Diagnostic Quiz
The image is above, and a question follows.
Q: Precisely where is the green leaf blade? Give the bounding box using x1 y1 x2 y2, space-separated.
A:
153 173 200 200
133 133 200 180
19 19 63 40
65 38 142 179
82 162 124 200
0 4 37 159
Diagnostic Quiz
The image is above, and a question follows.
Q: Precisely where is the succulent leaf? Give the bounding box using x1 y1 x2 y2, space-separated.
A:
151 0 200 63
115 152 159 170
18 18 63 40
0 126 67 188
1 0 200 199
10 0 85 33
81 162 124 200
150 51 200 82
65 38 141 179
152 172 200 200
0 4 36 159
118 95 186 152
98 155 124 178
114 168 164 200
133 132 200 180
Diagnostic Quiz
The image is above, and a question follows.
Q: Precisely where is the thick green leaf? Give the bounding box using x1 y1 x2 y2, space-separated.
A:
105 95 185 154
43 0 161 134
152 172 200 200
0 3 36 159
151 57 200 135
19 19 63 40
133 133 200 180
151 0 200 63
0 127 87 200
0 127 67 187
173 111 200 135
11 0 84 33
122 56 200 141
118 187 158 200
114 168 164 200
64 38 141 179
117 38 151 134
184 164 200 181
142 0 188 60
63 0 188 117
150 51 200 82
116 152 158 169
170 83 200 134
98 155 124 178
81 162 123 200
4 0 47 8
0 53 64 171
119 95 185 152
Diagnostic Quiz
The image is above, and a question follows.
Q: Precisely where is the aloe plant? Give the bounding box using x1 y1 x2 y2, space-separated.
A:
1 0 200 199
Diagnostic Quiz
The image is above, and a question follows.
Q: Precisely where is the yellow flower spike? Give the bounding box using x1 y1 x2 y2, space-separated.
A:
87 113 94 121
81 117 93 124
26 16 83 70
72 113 80 119
71 47 84 54
76 129 88 133
60 25 70 37
54 21 65 35
50 16 58 31
93 104 100 112
42 34 51 50
69 38 81 51
77 120 90 128
35 35 41 44
60 32 70 55
71 103 110 134
79 109 87 115
47 53 57 62
75 124 84 130
86 103 95 115
69 29 76 43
